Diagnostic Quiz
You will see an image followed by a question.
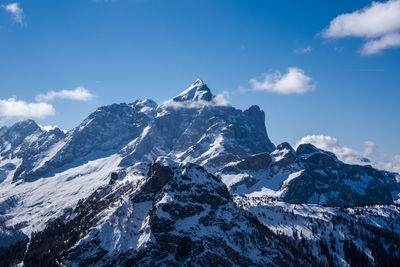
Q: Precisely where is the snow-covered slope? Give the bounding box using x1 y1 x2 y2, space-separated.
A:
235 196 400 266
0 154 121 244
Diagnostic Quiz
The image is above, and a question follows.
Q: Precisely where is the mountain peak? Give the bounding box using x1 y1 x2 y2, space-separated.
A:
173 78 213 102
8 119 41 134
193 78 204 85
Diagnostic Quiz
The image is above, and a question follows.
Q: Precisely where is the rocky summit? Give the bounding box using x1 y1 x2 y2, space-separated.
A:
0 80 399 266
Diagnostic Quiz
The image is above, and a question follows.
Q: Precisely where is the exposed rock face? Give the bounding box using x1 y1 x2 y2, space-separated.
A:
296 143 319 156
142 162 174 193
272 142 297 166
237 153 272 171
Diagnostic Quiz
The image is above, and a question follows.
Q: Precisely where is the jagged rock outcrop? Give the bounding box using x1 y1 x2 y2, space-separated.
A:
20 159 314 266
237 153 272 171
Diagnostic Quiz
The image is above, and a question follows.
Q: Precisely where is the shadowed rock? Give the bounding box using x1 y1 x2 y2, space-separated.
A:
237 153 272 171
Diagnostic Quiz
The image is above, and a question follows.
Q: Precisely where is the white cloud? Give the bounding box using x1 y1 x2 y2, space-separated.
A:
213 90 230 106
294 46 313 54
322 0 400 54
0 86 94 120
250 67 314 94
39 125 58 131
295 134 400 173
361 32 400 54
0 98 55 119
2 2 25 25
323 0 400 38
295 135 370 164
363 140 377 156
35 86 95 102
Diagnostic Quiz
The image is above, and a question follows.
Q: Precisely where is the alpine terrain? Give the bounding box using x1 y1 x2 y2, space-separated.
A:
0 79 399 266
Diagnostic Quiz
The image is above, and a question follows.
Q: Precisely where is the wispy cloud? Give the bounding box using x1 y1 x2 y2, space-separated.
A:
35 86 96 102
163 91 230 109
333 47 343 53
0 98 55 119
1 2 25 26
249 67 314 95
375 155 400 174
322 0 400 55
295 135 374 164
361 32 400 55
294 46 313 54
39 124 59 131
295 134 400 173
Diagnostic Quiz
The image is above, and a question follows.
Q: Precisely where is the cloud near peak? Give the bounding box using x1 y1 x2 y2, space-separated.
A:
35 86 95 102
250 67 314 95
163 91 230 109
295 134 400 173
295 135 375 164
322 0 400 55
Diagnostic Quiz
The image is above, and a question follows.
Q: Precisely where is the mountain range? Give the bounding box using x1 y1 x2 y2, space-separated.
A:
0 79 399 266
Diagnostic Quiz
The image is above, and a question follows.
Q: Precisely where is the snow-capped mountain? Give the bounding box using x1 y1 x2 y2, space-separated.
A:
119 82 274 171
0 79 399 266
220 142 399 206
2 79 274 184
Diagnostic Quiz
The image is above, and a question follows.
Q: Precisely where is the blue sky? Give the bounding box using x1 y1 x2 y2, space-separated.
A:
0 0 399 170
